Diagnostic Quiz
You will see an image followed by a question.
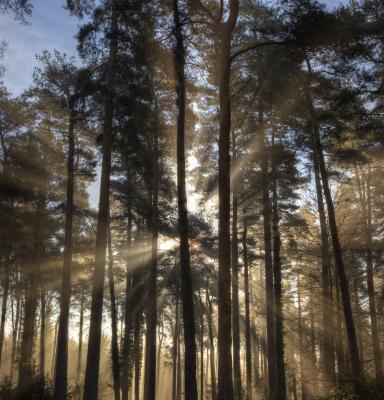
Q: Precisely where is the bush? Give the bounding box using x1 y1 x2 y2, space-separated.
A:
0 376 13 400
318 378 384 400
0 374 54 400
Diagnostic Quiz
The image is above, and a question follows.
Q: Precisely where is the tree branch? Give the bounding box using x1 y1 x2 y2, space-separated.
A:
226 0 239 31
188 0 218 23
230 40 295 63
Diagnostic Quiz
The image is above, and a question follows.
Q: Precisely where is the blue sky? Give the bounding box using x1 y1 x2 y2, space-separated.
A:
0 0 344 208
0 0 346 96
1 0 345 95
0 0 78 95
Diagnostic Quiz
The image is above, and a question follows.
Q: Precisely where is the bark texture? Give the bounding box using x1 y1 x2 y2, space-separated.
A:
172 2 198 399
83 1 117 397
216 3 239 399
54 108 75 400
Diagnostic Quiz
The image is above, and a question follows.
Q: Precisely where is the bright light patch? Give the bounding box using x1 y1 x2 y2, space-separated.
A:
187 154 199 171
158 237 178 252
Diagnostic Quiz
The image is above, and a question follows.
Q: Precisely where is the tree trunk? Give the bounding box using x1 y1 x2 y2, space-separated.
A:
156 315 164 396
304 56 362 383
83 0 117 398
51 319 58 378
379 291 384 349
314 111 362 381
297 273 306 400
134 303 144 400
242 209 252 400
205 347 209 400
262 331 268 394
0 248 10 364
353 278 364 368
122 212 134 400
253 326 260 387
260 104 277 400
172 3 198 399
177 328 182 400
16 296 23 350
200 311 204 400
292 375 298 400
40 290 46 377
231 131 242 400
54 107 75 400
77 292 84 384
335 273 345 378
108 220 121 400
355 165 383 377
206 294 217 400
143 116 159 400
18 200 43 397
10 281 21 383
216 3 239 398
309 286 317 395
172 296 180 400
313 147 335 385
271 132 286 400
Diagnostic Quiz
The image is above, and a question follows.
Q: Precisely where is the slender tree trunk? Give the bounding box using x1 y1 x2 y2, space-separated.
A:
292 375 297 400
309 287 317 395
172 3 198 399
256 334 260 386
83 1 117 398
218 9 239 400
16 297 23 350
51 319 58 378
177 326 182 400
353 278 364 368
10 281 21 382
108 220 121 400
314 116 362 380
304 56 362 384
271 132 286 400
297 273 306 400
260 104 277 400
18 201 43 397
200 311 204 400
242 209 252 400
77 292 84 384
55 107 75 400
253 327 260 387
379 292 384 347
173 297 180 400
313 148 335 385
205 347 209 400
143 119 159 400
335 273 345 378
0 248 10 364
122 212 134 400
262 331 268 395
365 166 382 376
206 295 217 400
216 3 239 398
156 316 164 396
40 290 46 377
355 165 383 377
134 305 143 400
133 234 147 398
231 131 242 400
